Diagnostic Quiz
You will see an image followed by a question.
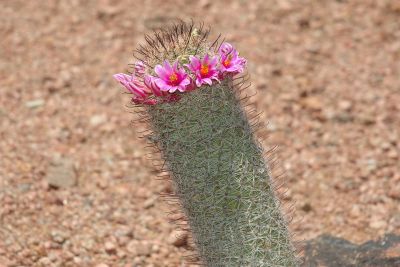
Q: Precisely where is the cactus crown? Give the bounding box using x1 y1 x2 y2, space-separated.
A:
134 21 213 70
114 21 246 105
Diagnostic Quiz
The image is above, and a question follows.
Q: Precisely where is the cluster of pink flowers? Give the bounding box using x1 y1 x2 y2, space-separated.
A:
113 43 246 105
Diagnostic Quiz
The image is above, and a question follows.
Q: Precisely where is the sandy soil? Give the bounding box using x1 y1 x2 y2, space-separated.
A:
1 0 399 266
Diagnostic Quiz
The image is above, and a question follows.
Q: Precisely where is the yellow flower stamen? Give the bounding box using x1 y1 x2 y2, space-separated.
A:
200 64 209 76
223 55 233 67
169 73 178 83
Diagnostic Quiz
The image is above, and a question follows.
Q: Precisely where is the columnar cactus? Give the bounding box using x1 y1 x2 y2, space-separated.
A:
114 22 298 266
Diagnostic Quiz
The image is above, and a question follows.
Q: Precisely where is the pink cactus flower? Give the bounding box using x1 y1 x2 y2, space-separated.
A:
144 74 180 103
187 54 219 87
113 73 155 105
113 73 150 97
218 42 247 75
134 61 146 77
219 42 234 55
154 60 191 93
144 75 164 97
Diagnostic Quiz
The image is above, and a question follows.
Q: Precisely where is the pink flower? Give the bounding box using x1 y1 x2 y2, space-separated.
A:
144 75 181 103
187 54 219 87
218 42 247 75
113 73 150 97
154 60 191 93
113 73 154 105
219 42 234 55
134 61 146 77
144 75 164 97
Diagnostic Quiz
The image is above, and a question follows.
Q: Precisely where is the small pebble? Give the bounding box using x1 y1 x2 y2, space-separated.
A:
25 99 44 109
168 230 188 247
104 241 117 254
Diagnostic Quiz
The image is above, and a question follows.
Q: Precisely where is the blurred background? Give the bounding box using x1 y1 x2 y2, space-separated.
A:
0 0 399 266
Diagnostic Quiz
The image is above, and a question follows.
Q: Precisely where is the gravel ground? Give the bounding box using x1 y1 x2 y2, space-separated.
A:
1 0 399 266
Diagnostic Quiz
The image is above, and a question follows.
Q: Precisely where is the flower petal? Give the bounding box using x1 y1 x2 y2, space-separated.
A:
113 73 131 83
169 86 177 93
219 42 234 55
155 65 169 80
188 56 201 71
127 83 146 98
172 61 180 72
134 61 146 77
203 54 210 64
144 75 162 96
203 78 212 85
155 79 171 92
164 60 174 73
195 78 202 87
180 77 191 87
209 56 218 67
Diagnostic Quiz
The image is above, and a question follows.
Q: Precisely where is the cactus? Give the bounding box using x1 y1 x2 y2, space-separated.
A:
114 22 298 266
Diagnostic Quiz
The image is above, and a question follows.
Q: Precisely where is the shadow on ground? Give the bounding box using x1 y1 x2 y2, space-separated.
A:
303 234 400 267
